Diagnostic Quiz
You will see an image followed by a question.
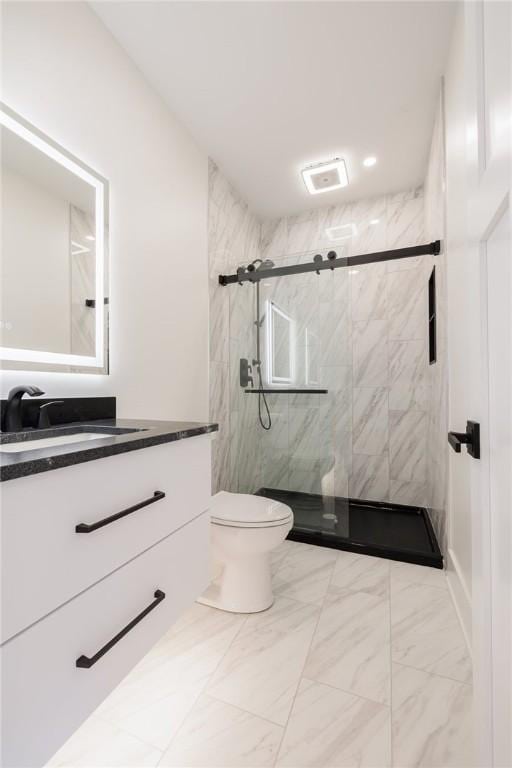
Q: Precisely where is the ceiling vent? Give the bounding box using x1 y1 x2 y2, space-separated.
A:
301 158 349 195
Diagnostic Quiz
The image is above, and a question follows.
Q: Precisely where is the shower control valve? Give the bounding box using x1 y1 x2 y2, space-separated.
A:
240 358 254 388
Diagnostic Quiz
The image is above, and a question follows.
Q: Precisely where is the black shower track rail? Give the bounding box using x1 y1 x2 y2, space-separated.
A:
218 240 441 286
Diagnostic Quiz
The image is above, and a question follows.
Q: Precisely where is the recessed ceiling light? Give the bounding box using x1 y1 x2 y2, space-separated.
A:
325 223 357 241
363 156 377 167
302 159 349 195
370 218 380 225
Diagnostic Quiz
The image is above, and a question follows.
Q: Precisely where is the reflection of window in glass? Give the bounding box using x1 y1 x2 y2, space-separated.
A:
266 301 294 385
305 328 320 385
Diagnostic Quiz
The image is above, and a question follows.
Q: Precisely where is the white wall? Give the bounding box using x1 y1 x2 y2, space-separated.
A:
1 2 209 422
444 8 472 639
2 168 71 354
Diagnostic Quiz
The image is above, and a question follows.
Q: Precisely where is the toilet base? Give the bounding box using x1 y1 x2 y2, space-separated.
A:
198 554 275 613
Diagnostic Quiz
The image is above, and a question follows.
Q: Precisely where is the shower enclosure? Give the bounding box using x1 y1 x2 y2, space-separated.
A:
222 242 443 568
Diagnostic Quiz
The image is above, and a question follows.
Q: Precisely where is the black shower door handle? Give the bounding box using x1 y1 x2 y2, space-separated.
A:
75 491 166 533
448 421 480 459
76 589 166 668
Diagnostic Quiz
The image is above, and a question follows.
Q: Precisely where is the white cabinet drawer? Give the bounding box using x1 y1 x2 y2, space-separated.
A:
1 512 209 768
1 435 211 643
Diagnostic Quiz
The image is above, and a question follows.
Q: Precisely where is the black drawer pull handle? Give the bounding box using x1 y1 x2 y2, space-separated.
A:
448 420 480 459
76 589 166 669
75 491 166 533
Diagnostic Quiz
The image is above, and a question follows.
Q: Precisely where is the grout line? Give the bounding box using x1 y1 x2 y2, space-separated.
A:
391 660 473 689
155 609 250 766
299 674 392 709
272 550 339 766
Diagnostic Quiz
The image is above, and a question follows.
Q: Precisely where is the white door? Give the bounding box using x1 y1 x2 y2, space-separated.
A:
464 2 511 766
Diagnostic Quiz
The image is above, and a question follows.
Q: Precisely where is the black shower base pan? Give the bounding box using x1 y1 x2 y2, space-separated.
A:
256 488 443 569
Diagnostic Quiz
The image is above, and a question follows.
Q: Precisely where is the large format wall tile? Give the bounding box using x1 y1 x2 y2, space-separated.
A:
386 191 425 252
287 209 320 255
351 263 387 322
352 386 388 455
351 196 387 256
389 339 427 388
349 452 390 501
353 318 388 386
389 409 428 482
390 478 428 507
386 265 428 341
389 381 430 412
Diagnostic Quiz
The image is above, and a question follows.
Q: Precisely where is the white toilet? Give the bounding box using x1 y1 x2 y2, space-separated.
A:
198 491 294 613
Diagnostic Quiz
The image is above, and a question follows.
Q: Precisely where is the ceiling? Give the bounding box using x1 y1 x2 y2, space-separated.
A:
93 1 456 220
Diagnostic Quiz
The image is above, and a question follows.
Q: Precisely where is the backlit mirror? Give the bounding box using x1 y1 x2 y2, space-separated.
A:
0 103 109 374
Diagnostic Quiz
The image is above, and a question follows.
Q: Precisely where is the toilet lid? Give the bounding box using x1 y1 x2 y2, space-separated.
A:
210 491 293 527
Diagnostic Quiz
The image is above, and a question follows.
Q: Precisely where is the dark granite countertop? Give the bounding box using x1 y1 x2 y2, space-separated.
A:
0 418 218 482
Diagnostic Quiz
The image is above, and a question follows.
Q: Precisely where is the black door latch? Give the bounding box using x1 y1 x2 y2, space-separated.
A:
448 420 480 459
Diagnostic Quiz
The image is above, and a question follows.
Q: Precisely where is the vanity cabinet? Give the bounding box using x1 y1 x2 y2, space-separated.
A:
1 435 211 643
0 434 212 768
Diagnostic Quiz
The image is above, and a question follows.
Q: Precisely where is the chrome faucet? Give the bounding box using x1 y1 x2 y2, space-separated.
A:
3 385 45 432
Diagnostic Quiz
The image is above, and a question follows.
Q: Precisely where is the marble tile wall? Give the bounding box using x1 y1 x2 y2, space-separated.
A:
424 91 449 554
258 187 430 507
209 160 442 518
208 160 262 494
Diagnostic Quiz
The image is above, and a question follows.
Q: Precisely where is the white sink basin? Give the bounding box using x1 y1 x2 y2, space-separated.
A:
0 432 116 454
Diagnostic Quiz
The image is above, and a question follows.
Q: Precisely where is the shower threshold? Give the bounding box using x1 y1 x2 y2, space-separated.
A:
255 488 443 568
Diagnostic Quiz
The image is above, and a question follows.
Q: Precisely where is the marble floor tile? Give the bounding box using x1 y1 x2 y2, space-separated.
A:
160 695 283 767
48 542 473 768
107 678 206 752
276 678 391 768
330 551 390 598
270 539 294 575
96 602 246 723
207 596 320 725
47 715 162 768
391 581 472 684
304 587 391 704
390 560 447 590
273 543 338 605
392 663 472 768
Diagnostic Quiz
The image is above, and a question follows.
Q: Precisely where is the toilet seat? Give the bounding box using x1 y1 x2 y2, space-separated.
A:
210 491 293 529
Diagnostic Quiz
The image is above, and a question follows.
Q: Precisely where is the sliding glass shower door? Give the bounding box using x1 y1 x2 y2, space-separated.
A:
229 251 351 538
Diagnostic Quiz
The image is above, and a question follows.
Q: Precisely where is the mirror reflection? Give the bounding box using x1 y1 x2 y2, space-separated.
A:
0 107 108 373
